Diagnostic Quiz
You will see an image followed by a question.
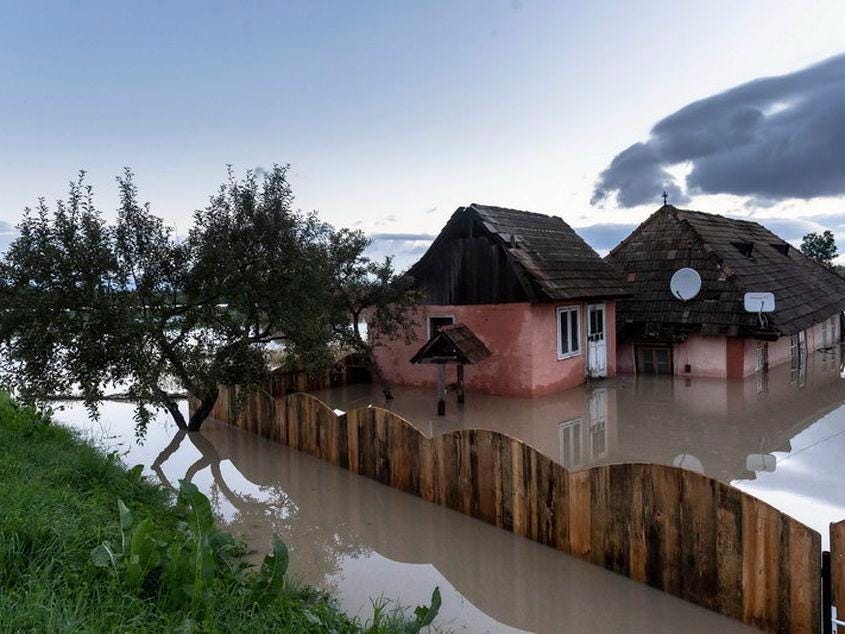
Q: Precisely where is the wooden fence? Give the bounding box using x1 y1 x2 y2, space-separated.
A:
204 389 825 633
834 520 845 632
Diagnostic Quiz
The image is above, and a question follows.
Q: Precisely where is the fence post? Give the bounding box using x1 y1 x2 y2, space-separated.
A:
832 520 845 633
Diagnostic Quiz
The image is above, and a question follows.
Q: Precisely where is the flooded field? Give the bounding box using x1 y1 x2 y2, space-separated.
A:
53 349 845 633
312 348 845 545
58 400 756 633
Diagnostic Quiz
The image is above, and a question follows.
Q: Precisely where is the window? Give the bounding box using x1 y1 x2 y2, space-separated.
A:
755 342 768 373
790 330 806 386
559 419 583 468
427 315 454 339
790 330 806 361
556 306 581 359
636 345 673 375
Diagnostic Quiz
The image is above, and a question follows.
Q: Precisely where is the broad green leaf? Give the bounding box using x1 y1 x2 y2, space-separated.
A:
413 586 441 628
127 464 144 483
117 498 133 532
125 517 161 590
258 535 289 595
177 480 214 534
91 542 119 569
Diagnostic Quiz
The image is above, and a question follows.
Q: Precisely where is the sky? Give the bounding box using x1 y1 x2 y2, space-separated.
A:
2 1 845 269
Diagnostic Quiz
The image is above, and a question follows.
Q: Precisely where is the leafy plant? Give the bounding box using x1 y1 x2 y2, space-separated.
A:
92 480 264 615
364 587 442 634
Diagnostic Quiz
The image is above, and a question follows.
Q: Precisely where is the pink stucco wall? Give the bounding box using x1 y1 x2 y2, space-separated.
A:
373 301 618 398
617 312 841 378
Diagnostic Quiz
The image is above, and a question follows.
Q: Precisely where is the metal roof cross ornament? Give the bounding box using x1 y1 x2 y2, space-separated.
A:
662 190 669 205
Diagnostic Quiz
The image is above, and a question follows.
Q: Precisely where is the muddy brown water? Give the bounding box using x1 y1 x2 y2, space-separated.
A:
56 349 845 632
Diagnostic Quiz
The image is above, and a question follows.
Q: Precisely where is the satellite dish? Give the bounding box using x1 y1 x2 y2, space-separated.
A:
744 292 775 313
672 453 704 474
670 268 702 301
746 453 776 473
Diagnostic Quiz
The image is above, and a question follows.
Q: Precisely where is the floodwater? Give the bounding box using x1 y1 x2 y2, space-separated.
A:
58 401 757 633
311 348 845 546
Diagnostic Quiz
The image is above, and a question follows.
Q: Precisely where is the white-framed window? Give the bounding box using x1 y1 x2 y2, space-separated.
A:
427 314 454 339
559 418 583 468
556 305 581 360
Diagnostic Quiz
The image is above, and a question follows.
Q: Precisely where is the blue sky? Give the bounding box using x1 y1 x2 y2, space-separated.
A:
2 1 845 269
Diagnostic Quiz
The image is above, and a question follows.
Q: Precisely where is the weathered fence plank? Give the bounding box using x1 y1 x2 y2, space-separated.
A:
205 389 825 633
833 520 845 631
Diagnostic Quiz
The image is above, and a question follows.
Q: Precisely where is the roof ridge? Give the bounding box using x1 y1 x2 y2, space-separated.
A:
468 202 561 220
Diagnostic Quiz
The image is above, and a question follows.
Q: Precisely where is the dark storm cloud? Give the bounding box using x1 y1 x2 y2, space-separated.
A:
592 53 845 207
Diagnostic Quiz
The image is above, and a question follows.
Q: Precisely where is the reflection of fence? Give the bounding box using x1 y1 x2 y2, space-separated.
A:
203 390 830 632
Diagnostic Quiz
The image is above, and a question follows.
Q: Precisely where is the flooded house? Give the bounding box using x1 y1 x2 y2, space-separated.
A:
607 204 845 377
373 204 629 397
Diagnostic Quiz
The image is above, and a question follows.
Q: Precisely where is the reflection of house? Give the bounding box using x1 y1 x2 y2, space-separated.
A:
559 388 609 468
607 351 845 482
607 205 845 378
314 348 845 484
374 204 629 397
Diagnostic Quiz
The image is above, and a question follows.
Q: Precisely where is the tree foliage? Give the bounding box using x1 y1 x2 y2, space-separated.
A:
0 166 419 431
800 230 838 267
327 228 421 398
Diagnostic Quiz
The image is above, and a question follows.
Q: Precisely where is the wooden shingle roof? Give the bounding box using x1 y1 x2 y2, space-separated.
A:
607 205 845 338
410 323 492 365
408 204 629 304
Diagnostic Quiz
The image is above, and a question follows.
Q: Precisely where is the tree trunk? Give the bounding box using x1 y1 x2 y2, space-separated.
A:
151 428 186 490
157 390 188 429
367 349 394 400
187 390 219 431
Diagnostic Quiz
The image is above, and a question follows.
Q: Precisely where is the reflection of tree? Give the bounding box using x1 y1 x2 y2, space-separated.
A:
151 428 368 593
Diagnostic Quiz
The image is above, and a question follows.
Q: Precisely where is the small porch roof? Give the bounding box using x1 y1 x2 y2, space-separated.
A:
410 323 491 365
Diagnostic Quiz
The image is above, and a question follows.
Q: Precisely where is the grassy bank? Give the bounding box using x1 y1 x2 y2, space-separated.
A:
0 394 440 632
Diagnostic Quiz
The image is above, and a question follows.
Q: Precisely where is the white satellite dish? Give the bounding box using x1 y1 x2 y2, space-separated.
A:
746 453 777 473
672 453 704 474
670 267 702 301
744 292 775 313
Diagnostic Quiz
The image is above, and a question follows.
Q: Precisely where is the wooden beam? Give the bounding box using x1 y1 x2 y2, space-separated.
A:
436 363 446 416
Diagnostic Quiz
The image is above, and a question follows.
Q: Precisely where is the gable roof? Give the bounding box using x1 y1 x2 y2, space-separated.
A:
607 204 845 338
408 203 629 304
410 323 492 365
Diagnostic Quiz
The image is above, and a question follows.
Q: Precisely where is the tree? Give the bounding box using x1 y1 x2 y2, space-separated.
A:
326 228 421 399
800 230 838 267
0 166 342 432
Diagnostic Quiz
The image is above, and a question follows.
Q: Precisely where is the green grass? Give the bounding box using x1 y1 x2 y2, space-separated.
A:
0 394 441 633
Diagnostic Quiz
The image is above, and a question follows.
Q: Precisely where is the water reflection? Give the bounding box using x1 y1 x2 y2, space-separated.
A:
57 349 845 633
59 403 754 633
311 348 845 542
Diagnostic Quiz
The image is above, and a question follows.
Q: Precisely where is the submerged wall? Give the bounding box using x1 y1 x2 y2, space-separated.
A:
617 313 840 378
374 301 617 398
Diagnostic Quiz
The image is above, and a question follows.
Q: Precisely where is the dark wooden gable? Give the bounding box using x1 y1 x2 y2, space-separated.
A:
408 204 629 305
407 208 532 305
608 205 845 339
